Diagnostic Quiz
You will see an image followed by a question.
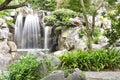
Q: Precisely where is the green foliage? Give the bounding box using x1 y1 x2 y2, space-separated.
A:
78 28 86 38
59 49 120 71
105 2 120 45
5 56 52 80
29 0 56 11
44 9 78 34
59 0 90 12
6 20 13 25
93 27 102 43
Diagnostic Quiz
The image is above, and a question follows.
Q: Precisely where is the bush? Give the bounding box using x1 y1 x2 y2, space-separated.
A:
59 49 120 71
44 9 78 34
6 56 52 80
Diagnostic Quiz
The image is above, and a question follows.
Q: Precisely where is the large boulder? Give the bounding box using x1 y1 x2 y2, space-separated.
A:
42 68 86 80
26 51 61 67
58 27 87 50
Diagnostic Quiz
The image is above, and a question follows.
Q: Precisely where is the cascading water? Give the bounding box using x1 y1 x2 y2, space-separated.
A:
14 10 53 51
14 13 41 49
44 26 49 50
21 14 40 49
14 13 23 48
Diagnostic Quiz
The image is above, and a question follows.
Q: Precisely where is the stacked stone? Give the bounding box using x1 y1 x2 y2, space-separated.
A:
0 18 17 71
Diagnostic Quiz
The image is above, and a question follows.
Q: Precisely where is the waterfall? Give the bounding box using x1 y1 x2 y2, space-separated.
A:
44 26 49 50
14 13 41 49
14 11 53 51
21 14 40 49
14 13 23 48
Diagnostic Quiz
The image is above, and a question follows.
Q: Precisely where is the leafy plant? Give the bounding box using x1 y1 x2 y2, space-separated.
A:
105 2 120 45
59 49 120 71
44 9 78 34
5 56 52 80
93 27 102 43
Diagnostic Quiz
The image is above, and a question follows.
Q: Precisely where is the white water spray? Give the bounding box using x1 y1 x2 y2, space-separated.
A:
21 14 40 49
44 26 49 50
14 13 23 48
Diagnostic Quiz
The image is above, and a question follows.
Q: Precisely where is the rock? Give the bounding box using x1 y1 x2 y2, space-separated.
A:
10 10 17 17
65 68 86 80
53 50 67 56
0 53 13 71
8 41 17 52
4 16 13 21
69 17 83 27
58 27 87 50
98 36 108 46
0 18 5 25
92 44 103 49
42 71 64 80
42 68 86 80
26 51 61 67
0 39 10 54
0 19 9 40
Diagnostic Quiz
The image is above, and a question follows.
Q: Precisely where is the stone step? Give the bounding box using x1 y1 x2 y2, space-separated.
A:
84 72 120 80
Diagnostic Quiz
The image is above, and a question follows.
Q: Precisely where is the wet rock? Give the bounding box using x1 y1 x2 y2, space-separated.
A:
8 41 17 52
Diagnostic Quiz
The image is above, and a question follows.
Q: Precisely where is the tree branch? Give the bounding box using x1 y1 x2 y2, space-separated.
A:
0 0 28 11
92 0 104 34
0 0 12 10
80 0 89 29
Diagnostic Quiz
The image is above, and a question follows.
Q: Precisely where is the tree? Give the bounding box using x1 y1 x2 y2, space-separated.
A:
0 0 28 11
80 0 104 49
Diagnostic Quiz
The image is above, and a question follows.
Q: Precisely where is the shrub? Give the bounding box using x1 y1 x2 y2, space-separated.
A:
59 49 120 71
44 9 78 34
6 56 52 80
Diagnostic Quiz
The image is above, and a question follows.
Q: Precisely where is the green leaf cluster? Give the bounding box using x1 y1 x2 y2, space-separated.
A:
4 56 52 80
59 0 90 12
59 49 120 71
44 9 78 34
29 0 56 11
105 2 120 45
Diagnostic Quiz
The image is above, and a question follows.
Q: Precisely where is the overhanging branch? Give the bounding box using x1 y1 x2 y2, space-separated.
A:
0 0 28 11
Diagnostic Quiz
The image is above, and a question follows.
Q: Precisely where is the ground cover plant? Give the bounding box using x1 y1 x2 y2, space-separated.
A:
59 49 120 71
2 56 52 80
